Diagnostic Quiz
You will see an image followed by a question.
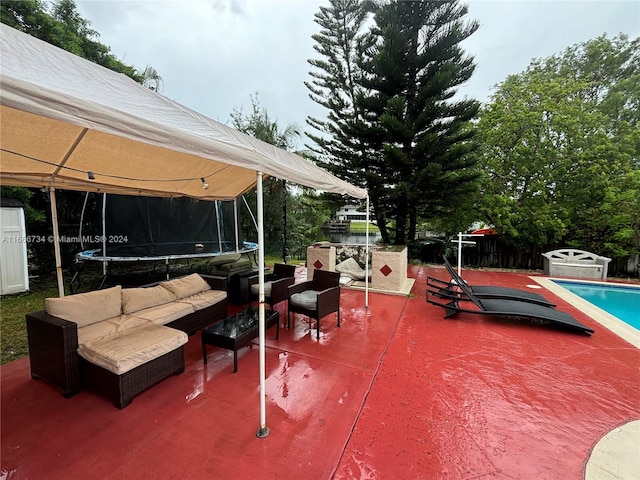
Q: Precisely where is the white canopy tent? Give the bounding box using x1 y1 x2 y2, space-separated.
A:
0 25 369 436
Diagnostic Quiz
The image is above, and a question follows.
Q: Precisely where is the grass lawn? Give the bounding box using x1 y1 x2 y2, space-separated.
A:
1 275 60 364
348 222 380 233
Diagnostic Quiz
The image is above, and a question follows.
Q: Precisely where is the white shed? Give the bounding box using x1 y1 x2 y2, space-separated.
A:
0 198 30 295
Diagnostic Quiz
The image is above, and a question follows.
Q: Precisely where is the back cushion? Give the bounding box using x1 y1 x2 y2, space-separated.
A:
45 286 122 327
208 253 241 266
122 285 177 314
161 273 211 299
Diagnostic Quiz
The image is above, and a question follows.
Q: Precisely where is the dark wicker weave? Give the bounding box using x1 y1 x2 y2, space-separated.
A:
25 274 227 407
79 347 185 408
247 263 296 309
26 311 82 397
287 269 341 339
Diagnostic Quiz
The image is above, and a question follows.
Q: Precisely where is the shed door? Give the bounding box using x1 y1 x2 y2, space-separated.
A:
0 207 30 295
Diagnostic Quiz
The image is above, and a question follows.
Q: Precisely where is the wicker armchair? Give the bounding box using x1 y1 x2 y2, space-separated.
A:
248 263 296 309
287 269 340 339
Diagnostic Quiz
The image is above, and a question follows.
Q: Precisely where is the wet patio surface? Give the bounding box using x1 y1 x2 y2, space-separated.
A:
2 265 639 479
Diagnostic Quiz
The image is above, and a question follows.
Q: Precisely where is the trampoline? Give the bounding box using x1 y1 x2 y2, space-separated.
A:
73 194 258 288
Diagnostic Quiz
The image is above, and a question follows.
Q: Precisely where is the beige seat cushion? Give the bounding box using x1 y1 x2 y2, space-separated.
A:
131 301 195 325
121 285 176 314
160 274 210 299
45 286 122 327
77 322 187 375
250 281 273 297
177 289 227 311
290 290 319 310
77 315 150 345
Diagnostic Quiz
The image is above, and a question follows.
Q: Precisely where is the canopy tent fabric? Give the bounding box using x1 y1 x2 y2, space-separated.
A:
0 24 369 437
0 25 367 201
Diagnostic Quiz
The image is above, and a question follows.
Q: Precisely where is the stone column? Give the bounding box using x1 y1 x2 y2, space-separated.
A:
306 245 336 280
372 245 408 292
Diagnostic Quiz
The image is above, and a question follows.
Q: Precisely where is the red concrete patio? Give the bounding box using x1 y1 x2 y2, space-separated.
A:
1 265 639 479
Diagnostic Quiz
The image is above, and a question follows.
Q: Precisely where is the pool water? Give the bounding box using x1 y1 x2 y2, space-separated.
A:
553 280 640 330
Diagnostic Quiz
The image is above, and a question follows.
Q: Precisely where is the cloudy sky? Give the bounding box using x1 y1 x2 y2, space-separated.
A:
75 1 639 148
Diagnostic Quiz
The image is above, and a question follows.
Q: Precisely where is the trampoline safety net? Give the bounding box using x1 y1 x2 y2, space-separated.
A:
94 195 244 257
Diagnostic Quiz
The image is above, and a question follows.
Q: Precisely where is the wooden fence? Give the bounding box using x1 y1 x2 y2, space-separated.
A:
412 236 638 277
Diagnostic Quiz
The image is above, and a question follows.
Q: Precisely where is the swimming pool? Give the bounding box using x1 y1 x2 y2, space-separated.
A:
552 280 640 330
532 277 640 348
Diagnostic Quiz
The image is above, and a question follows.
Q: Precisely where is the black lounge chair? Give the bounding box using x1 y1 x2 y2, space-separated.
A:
426 257 556 307
426 276 594 335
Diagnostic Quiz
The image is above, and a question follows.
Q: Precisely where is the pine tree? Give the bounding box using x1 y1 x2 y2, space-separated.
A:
305 0 393 241
307 0 482 245
358 0 481 244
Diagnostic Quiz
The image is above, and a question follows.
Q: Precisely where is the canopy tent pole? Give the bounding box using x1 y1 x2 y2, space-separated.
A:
215 201 223 254
101 193 107 277
48 126 88 297
365 194 370 308
256 171 269 438
78 192 90 250
49 188 65 298
282 179 288 263
233 199 240 252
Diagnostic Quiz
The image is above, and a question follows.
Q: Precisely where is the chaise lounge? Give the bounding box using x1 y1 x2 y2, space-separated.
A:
427 257 556 307
426 273 594 335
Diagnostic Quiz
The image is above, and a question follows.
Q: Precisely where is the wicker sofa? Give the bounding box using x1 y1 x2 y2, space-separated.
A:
26 273 227 408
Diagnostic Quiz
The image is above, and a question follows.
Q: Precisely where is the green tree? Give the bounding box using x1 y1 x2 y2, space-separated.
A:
307 0 481 245
1 0 156 83
0 0 57 39
477 34 640 261
230 93 301 259
305 0 383 237
286 189 335 259
0 0 162 273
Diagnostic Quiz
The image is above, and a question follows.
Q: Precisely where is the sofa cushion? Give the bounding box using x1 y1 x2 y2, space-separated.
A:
77 322 187 375
77 315 151 345
216 257 251 271
45 286 122 327
130 301 195 325
290 290 319 310
336 257 370 280
250 281 273 297
160 274 211 299
177 289 227 311
122 285 176 314
208 253 241 266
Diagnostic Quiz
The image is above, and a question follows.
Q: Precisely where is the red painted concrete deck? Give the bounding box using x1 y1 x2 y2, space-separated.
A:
2 266 639 479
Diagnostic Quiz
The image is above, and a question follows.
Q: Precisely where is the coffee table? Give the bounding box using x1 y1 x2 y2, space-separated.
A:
201 307 279 372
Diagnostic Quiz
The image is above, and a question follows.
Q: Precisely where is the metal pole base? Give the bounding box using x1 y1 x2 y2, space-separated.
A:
256 426 270 438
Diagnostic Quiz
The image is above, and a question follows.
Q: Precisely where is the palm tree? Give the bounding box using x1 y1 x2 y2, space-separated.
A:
140 65 163 93
230 92 300 148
